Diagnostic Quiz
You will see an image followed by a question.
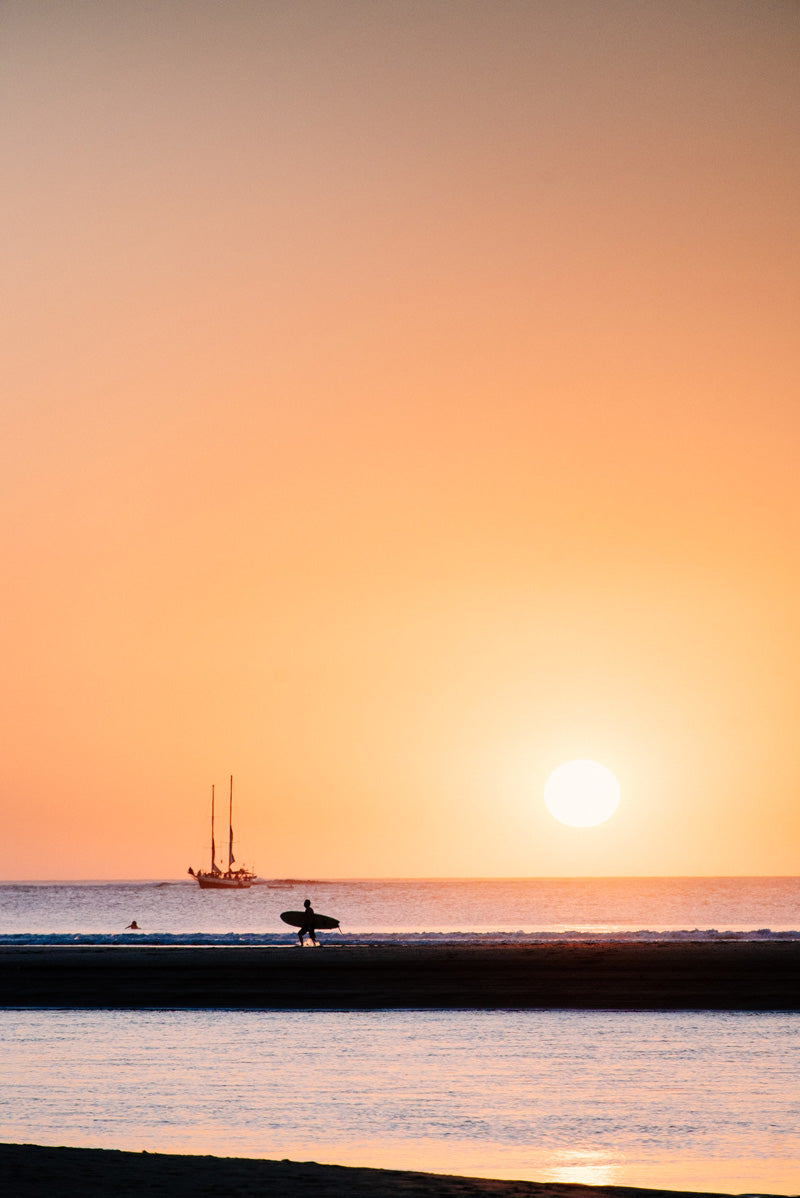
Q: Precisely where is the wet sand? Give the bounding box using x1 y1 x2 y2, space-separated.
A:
1 941 798 1009
0 1144 758 1198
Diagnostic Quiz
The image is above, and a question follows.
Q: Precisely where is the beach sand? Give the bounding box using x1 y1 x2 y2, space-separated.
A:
0 1144 761 1198
1 941 798 1009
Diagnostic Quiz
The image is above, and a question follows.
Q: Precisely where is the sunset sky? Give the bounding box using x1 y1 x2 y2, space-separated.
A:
2 1 798 880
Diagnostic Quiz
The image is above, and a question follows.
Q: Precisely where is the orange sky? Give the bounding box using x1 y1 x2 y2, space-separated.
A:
2 1 799 879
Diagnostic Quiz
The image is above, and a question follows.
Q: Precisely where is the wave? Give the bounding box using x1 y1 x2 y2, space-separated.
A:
2 929 798 947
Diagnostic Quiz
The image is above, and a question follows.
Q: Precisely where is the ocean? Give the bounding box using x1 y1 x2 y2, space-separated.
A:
1 878 798 1194
2 874 799 941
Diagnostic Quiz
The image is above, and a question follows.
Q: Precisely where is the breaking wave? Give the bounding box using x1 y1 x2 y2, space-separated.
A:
2 928 798 947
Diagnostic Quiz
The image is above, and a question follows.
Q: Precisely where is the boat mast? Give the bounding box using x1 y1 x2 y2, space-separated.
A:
228 774 235 872
210 784 216 874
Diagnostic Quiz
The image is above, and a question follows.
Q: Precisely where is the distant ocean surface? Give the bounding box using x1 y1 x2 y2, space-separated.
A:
1 876 798 942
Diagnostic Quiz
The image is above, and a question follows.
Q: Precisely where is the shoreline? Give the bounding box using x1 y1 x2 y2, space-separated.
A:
0 1144 766 1198
2 941 798 1009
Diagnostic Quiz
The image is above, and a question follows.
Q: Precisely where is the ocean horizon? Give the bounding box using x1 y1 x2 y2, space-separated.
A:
2 875 798 942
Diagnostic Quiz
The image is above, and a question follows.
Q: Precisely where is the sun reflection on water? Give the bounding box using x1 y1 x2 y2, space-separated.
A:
545 1150 623 1186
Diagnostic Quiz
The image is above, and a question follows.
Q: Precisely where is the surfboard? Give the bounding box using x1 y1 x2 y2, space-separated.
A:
280 910 340 931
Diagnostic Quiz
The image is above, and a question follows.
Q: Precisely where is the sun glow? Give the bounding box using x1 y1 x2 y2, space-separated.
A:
544 760 621 828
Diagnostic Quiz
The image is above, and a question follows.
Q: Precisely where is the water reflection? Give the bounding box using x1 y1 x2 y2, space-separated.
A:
546 1150 622 1186
2 1009 798 1195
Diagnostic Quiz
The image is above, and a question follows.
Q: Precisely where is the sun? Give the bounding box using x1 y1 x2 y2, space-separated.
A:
544 759 620 827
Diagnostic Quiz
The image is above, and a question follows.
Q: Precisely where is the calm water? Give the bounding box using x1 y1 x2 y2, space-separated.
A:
2 876 799 939
1 1008 798 1194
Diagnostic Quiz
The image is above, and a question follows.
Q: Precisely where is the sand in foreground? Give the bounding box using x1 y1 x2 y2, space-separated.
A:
0 1144 759 1198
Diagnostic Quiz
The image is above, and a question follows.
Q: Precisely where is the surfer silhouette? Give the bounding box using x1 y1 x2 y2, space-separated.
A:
298 898 318 946
124 920 140 931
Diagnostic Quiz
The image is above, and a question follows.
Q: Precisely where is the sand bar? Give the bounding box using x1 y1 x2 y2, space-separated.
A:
0 1144 761 1198
1 941 798 1009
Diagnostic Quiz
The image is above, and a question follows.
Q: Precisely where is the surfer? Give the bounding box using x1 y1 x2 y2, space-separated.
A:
124 920 140 931
298 898 318 946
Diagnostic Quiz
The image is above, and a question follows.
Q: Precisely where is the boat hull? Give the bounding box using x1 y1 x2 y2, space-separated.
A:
195 872 255 890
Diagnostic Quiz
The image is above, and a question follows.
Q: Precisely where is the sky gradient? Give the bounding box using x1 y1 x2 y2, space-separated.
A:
2 1 799 879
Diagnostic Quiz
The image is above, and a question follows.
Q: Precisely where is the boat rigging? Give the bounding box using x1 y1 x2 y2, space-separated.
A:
188 775 256 889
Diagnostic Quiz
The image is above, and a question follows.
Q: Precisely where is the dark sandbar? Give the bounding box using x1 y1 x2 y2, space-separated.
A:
0 1144 752 1197
1 942 798 1009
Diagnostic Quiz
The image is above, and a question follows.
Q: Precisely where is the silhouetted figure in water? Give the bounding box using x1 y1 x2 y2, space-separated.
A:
125 921 140 931
298 898 317 946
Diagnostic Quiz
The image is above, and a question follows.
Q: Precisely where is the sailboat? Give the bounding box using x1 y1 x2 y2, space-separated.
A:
188 776 256 889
